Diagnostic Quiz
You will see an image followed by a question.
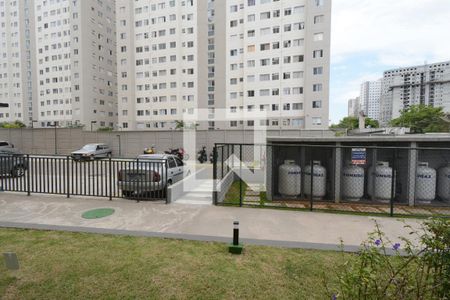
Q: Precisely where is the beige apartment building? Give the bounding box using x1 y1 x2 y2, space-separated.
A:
116 0 331 130
0 0 37 126
34 0 117 129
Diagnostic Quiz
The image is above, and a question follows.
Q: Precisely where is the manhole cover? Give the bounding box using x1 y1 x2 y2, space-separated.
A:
82 208 115 219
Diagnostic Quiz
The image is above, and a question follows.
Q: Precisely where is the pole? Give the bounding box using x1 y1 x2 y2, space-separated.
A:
239 144 243 207
310 159 314 211
233 221 239 245
390 149 396 217
54 123 57 155
117 135 121 157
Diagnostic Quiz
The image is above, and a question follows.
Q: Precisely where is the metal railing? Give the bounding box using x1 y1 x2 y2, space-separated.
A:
0 155 169 203
213 143 450 217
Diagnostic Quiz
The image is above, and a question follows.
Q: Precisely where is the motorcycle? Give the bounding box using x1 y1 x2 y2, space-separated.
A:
197 146 207 164
143 145 156 154
209 151 214 163
165 148 189 161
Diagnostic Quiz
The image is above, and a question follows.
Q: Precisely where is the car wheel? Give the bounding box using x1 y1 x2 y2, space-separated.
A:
122 191 133 198
11 165 26 177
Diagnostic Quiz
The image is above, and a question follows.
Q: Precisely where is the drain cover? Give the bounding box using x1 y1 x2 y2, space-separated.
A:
82 208 115 219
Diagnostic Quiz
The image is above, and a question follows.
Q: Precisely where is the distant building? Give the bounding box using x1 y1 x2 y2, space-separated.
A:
347 97 360 117
360 79 382 121
0 0 37 126
380 61 450 125
34 0 117 129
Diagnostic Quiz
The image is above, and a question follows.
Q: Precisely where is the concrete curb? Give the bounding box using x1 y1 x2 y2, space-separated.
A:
0 221 364 253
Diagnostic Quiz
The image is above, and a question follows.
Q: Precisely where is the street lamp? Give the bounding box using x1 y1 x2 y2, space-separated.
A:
49 122 58 155
90 121 97 132
116 134 121 157
31 120 38 154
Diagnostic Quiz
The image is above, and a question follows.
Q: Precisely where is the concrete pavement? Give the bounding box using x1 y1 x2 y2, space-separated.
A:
0 192 423 251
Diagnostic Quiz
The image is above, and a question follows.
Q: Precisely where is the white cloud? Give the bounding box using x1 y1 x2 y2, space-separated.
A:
331 0 450 67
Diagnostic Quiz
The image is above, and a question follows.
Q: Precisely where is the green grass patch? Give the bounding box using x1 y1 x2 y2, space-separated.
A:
0 228 350 299
224 180 248 204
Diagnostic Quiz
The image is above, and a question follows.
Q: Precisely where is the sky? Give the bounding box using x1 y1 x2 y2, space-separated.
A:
329 0 450 124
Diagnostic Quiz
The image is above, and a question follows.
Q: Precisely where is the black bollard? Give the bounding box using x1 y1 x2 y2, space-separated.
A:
233 221 239 246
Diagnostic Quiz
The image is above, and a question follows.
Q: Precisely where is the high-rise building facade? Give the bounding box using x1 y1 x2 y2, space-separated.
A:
115 0 210 130
34 0 117 129
218 0 331 129
380 61 450 125
116 0 331 131
360 79 381 121
347 96 359 117
0 0 37 126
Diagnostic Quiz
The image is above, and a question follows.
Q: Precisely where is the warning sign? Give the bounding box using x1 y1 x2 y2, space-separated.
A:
351 148 366 165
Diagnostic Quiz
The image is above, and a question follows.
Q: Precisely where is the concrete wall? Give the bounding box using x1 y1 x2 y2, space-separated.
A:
0 128 335 158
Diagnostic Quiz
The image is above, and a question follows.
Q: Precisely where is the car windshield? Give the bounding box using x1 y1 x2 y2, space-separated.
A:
81 145 97 151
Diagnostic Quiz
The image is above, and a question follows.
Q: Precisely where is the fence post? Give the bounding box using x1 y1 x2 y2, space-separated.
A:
66 156 70 198
310 159 314 212
26 154 30 196
109 156 112 201
221 146 224 179
390 148 396 217
239 144 243 207
165 159 169 204
213 145 218 205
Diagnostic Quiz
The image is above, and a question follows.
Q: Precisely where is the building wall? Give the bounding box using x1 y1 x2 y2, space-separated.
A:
360 79 381 120
347 97 359 117
116 0 209 131
0 0 36 125
380 61 450 125
34 0 117 128
0 128 335 157
224 0 331 130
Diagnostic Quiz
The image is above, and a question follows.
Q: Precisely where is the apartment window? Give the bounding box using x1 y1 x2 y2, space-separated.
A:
248 0 256 6
293 71 304 79
312 117 322 125
313 50 324 58
284 8 292 16
248 14 255 22
260 12 270 19
248 30 255 37
293 103 303 110
260 74 270 81
314 33 324 41
248 45 255 52
314 15 325 24
230 20 238 27
313 84 323 92
247 60 255 67
293 87 303 95
313 67 323 75
315 0 325 7
313 100 322 108
230 5 238 12
248 90 255 97
260 43 270 51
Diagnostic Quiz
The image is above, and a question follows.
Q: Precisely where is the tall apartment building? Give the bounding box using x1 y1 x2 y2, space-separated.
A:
116 0 331 131
380 61 450 125
347 96 359 117
34 0 117 129
217 0 331 129
360 79 381 121
116 0 210 130
0 0 37 126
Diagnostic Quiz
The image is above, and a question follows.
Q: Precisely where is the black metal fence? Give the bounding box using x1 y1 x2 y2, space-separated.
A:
213 143 450 217
0 155 169 203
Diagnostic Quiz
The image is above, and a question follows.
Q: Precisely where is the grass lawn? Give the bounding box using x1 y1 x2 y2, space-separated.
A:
0 228 350 299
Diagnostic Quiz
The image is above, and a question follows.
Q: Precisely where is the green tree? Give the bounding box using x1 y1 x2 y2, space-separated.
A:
330 116 379 130
0 120 26 128
390 104 450 133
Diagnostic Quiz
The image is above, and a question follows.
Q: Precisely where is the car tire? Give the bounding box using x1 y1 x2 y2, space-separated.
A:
122 191 133 198
11 165 26 177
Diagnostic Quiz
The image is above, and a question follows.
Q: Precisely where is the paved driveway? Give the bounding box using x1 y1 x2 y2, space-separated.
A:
0 192 423 251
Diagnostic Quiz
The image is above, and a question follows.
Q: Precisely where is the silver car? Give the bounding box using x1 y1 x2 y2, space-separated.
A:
71 143 112 161
118 154 187 197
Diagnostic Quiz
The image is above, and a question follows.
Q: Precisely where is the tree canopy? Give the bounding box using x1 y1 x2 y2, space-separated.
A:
390 105 450 133
330 116 379 130
0 121 26 128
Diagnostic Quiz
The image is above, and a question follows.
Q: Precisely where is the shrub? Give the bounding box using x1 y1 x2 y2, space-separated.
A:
325 218 450 299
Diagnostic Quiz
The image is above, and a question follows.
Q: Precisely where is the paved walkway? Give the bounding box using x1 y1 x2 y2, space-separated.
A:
0 192 423 252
